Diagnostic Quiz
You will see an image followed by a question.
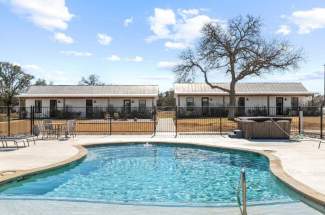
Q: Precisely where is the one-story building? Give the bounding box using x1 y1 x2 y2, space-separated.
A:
174 82 314 116
18 85 159 118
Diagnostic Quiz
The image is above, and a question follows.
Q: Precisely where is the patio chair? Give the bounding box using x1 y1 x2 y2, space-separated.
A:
35 122 49 139
66 120 77 138
43 119 56 137
33 124 48 140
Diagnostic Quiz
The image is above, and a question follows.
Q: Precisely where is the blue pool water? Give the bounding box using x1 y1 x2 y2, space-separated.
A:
0 143 296 206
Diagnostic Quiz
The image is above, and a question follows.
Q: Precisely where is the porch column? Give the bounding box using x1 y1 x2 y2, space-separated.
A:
267 96 270 116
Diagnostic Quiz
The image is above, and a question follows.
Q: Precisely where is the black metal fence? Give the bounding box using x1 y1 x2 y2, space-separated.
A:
0 105 324 138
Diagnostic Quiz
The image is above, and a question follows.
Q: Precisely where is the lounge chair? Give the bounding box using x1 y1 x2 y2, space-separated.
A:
0 135 35 149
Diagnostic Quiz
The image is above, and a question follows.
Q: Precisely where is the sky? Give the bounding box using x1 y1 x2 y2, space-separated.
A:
0 0 325 93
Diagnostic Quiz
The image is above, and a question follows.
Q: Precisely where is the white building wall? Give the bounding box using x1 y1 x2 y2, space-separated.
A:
65 99 85 107
245 96 267 107
24 97 156 118
176 95 313 116
177 95 310 107
93 99 108 107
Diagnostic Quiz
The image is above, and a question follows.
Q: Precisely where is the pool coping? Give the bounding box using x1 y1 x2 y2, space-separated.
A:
0 145 87 186
0 140 324 213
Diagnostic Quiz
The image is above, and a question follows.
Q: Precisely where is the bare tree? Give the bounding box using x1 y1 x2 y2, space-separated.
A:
79 74 104 86
0 62 33 106
174 15 303 119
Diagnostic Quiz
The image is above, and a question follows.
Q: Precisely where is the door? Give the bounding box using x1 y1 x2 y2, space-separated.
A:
276 97 284 115
50 100 57 117
124 100 131 114
238 97 245 116
86 99 93 118
201 97 209 116
139 99 146 112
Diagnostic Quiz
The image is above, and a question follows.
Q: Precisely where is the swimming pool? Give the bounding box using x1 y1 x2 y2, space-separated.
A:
0 143 297 206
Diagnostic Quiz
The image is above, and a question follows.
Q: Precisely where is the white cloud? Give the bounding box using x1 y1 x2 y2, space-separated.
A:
157 61 179 69
291 8 325 34
123 17 133 27
174 15 216 44
148 8 176 40
127 56 143 62
39 69 70 83
147 8 219 49
23 64 41 70
276 25 291 35
178 9 200 18
106 54 121 61
9 0 73 31
97 33 112 45
164 41 187 49
21 64 72 84
53 32 74 44
60 50 92 57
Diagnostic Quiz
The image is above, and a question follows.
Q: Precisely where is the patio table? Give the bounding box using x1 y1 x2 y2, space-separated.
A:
50 122 67 139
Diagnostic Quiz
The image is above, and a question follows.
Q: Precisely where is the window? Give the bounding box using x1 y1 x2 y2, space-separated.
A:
35 100 42 113
186 97 194 111
139 100 146 111
291 97 299 111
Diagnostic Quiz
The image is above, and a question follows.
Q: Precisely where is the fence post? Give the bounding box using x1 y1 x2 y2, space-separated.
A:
153 107 157 136
321 106 323 139
7 106 10 137
298 106 301 134
31 106 35 135
109 116 112 135
175 106 178 137
30 106 32 135
219 108 222 135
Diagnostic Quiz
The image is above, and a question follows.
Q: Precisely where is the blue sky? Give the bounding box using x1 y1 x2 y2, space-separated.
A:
0 0 325 93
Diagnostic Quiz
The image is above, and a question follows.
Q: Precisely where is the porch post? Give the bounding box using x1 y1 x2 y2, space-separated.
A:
267 96 270 116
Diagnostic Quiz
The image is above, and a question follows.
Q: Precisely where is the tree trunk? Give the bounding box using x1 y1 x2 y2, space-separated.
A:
228 81 236 119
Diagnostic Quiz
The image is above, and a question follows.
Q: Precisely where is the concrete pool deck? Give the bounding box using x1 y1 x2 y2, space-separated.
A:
0 135 325 214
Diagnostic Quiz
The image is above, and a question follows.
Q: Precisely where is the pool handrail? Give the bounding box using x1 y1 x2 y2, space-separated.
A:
236 168 247 215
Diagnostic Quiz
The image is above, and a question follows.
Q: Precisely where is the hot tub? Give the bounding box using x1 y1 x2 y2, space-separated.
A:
235 117 292 139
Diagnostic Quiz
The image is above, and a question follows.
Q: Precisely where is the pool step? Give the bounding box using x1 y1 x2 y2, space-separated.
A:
229 129 243 138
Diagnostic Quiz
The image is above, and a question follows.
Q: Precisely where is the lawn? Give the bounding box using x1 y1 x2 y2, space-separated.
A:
0 119 31 136
157 111 175 119
176 118 237 133
176 116 323 135
0 119 155 136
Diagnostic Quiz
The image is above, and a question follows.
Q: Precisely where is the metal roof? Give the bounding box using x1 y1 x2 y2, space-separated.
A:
174 82 314 96
19 85 159 98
